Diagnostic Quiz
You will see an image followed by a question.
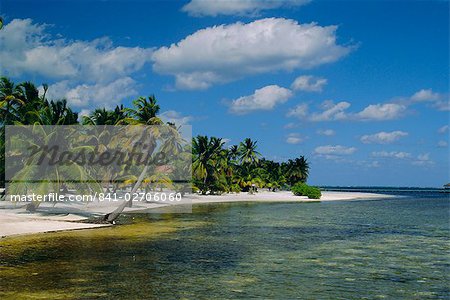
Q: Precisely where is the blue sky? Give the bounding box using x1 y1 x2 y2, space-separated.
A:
0 0 448 187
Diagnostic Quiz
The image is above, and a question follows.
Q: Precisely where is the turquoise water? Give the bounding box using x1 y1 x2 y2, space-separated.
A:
1 193 449 299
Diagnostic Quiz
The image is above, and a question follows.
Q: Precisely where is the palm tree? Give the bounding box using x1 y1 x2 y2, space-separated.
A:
34 100 78 125
228 145 239 162
49 100 78 125
104 124 187 222
82 105 126 125
112 105 127 124
238 138 260 165
192 135 212 186
125 95 162 125
0 77 25 125
6 125 101 211
0 79 77 126
256 159 286 191
82 108 113 125
283 156 310 185
1 78 25 189
104 96 186 222
192 135 227 194
233 138 261 192
16 82 41 115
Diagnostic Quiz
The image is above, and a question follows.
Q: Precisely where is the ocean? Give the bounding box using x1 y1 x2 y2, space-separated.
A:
1 189 449 299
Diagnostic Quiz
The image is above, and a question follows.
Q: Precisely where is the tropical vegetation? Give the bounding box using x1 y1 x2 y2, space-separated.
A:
291 182 322 199
1 76 313 217
192 136 309 194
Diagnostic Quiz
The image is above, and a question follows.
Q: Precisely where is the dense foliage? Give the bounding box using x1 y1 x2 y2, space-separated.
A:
291 182 322 199
1 76 311 193
192 136 310 194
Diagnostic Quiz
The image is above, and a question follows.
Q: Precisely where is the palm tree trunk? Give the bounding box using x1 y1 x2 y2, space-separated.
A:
103 164 149 223
102 128 155 223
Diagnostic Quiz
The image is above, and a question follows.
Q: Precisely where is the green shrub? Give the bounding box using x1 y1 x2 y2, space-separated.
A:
291 182 322 199
305 187 321 199
291 182 308 196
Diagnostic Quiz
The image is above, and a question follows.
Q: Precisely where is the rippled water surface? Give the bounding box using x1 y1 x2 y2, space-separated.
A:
1 193 449 299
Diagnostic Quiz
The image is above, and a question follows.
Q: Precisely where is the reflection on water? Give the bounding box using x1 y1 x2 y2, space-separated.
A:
1 195 449 299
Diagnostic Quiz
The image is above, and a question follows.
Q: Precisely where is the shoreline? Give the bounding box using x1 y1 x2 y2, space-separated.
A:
0 191 396 239
190 190 395 203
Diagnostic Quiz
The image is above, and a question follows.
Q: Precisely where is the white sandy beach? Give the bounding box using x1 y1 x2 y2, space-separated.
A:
190 190 394 203
0 191 395 238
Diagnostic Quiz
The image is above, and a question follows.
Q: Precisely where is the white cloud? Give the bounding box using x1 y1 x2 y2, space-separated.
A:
44 77 138 109
314 145 357 156
438 125 449 134
160 110 193 126
286 103 309 119
356 160 380 168
368 161 380 168
0 19 153 83
291 75 327 92
152 18 352 89
310 101 350 121
287 101 350 122
371 151 411 159
395 88 448 112
438 140 448 148
408 89 449 111
287 101 407 122
432 100 450 111
222 138 232 144
182 0 310 17
417 153 430 161
360 131 408 144
355 103 406 121
0 18 154 110
229 85 292 114
74 109 92 123
316 129 335 136
283 122 298 129
371 151 435 167
412 153 434 166
286 88 447 123
286 133 303 144
410 89 441 102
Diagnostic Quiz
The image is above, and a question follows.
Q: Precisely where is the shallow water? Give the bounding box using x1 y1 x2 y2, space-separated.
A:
1 193 449 299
